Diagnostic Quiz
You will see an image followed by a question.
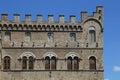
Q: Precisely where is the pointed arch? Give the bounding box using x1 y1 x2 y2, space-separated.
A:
82 18 103 31
43 52 57 59
51 56 56 70
65 52 80 59
89 26 96 43
19 51 36 59
29 56 34 69
22 56 27 69
45 56 50 70
89 56 96 70
3 56 11 70
67 56 72 70
73 57 79 70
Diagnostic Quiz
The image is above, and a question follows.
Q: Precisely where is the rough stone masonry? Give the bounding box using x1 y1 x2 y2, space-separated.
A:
0 6 103 80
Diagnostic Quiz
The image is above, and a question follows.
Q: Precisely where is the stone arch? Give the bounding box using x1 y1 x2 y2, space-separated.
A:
56 25 59 30
8 24 12 27
3 24 8 30
42 25 46 30
89 26 96 30
2 54 12 59
82 18 103 31
89 56 96 70
33 25 38 30
19 51 36 59
29 25 33 30
19 24 23 30
65 25 68 31
78 25 82 30
0 24 2 27
38 25 41 28
69 25 73 29
51 25 55 28
89 26 96 43
47 25 50 29
3 56 11 70
51 25 55 30
14 24 18 30
43 52 58 59
88 55 97 59
60 25 63 29
65 52 80 59
60 25 64 31
24 24 28 30
8 24 13 30
3 24 7 27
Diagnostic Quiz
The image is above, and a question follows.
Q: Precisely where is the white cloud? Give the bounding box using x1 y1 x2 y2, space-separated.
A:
113 66 120 72
104 79 109 80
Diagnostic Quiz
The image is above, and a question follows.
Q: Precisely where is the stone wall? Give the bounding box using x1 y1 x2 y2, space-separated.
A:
0 6 104 80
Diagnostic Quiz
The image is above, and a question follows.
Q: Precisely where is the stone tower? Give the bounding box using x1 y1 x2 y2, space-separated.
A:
0 6 103 80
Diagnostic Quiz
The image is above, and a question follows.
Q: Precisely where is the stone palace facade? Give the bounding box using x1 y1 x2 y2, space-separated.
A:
0 6 104 80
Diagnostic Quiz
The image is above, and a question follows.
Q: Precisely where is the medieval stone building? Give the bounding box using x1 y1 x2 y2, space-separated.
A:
0 6 103 80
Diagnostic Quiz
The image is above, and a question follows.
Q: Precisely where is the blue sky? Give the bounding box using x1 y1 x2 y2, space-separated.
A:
0 0 120 80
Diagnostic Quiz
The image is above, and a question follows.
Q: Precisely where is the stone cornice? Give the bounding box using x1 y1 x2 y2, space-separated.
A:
2 47 103 50
1 70 104 72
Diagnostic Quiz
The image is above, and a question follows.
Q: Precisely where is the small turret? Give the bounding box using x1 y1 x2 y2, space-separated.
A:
81 12 88 21
59 15 64 23
48 15 54 22
25 14 31 22
14 14 20 22
96 6 103 14
1 14 8 21
70 15 76 23
37 14 42 22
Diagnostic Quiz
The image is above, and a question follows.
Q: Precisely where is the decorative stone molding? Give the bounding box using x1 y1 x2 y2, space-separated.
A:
19 51 36 59
43 52 57 58
65 52 80 59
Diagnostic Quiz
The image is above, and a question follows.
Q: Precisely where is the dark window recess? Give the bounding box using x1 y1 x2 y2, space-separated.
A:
45 56 50 70
67 57 72 70
4 56 10 70
22 56 27 69
74 57 79 70
89 30 96 43
29 56 34 69
51 56 56 70
89 56 96 70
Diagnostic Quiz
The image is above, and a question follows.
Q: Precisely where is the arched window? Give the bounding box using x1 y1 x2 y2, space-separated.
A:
25 31 31 41
29 56 34 70
67 57 72 70
45 56 50 70
5 31 11 41
3 56 10 70
44 53 57 70
89 27 96 43
89 56 96 70
48 32 54 42
70 33 76 41
73 57 79 70
67 55 79 70
51 56 56 70
22 56 27 69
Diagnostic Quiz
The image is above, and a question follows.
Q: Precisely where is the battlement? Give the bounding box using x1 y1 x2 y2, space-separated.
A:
0 6 103 32
0 6 103 23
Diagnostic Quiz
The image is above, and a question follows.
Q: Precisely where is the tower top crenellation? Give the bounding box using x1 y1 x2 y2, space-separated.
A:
0 6 103 23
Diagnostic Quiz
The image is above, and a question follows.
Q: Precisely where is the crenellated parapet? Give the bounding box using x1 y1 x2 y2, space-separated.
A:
0 6 103 31
0 6 103 49
0 14 79 23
